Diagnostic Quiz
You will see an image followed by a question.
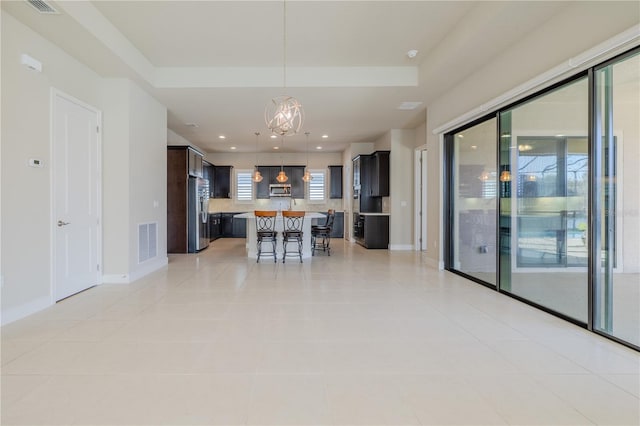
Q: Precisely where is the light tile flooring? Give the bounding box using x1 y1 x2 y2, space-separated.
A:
2 238 639 425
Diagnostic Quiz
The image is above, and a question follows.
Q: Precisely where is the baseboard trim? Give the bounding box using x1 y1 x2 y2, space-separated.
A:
1 295 52 326
389 244 414 251
102 256 168 284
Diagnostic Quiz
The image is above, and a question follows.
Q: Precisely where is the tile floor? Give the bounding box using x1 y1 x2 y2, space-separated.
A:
2 238 639 425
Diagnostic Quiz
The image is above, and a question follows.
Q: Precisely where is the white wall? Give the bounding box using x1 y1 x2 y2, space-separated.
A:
1 11 103 321
388 129 416 250
424 2 640 267
127 82 168 280
1 11 168 323
101 79 168 283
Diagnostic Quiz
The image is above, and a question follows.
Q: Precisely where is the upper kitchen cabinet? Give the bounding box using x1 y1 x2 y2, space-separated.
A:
255 165 305 199
187 147 204 178
212 165 232 198
370 151 390 197
203 161 214 198
284 166 305 198
256 166 279 199
329 165 343 199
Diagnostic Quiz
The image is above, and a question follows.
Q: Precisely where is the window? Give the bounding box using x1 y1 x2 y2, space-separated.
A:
235 170 253 202
308 170 326 202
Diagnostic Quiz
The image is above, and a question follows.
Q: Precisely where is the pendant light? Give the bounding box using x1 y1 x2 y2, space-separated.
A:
276 136 288 182
252 132 263 183
264 0 304 136
302 131 312 182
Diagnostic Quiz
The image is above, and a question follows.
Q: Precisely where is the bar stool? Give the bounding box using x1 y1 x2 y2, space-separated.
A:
311 209 335 256
255 210 278 263
281 210 305 263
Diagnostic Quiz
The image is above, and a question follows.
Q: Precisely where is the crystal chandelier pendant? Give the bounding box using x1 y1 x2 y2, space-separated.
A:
253 170 263 182
265 95 304 136
302 170 312 182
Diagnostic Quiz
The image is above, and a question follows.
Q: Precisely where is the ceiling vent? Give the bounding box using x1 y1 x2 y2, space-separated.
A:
27 0 59 14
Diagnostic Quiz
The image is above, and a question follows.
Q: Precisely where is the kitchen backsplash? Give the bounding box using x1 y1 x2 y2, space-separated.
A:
209 198 343 213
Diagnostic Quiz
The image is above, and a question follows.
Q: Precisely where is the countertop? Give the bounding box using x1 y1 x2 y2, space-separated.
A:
357 212 390 216
234 212 326 219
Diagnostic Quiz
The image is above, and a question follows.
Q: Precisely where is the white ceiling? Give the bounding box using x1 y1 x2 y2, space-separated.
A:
3 0 575 153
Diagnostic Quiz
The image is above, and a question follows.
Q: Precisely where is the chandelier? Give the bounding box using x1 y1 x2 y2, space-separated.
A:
265 0 304 136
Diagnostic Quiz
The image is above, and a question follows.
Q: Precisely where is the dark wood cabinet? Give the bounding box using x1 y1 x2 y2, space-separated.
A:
255 165 304 199
370 151 390 197
209 213 221 241
188 148 203 178
354 214 389 249
359 155 382 213
167 148 189 253
285 166 305 198
219 212 246 238
203 161 214 198
256 166 279 199
213 166 232 198
329 165 343 199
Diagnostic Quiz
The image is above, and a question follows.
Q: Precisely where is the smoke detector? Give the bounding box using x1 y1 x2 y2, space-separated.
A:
406 49 418 59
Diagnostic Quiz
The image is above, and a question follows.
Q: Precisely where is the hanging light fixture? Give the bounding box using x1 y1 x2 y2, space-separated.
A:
499 170 511 182
302 131 312 182
276 136 288 182
252 132 263 183
265 0 304 136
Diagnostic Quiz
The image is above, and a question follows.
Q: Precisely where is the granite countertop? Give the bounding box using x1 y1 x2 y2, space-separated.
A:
358 212 390 216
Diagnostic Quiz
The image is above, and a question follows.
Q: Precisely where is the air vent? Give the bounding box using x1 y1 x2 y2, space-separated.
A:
27 0 59 14
138 222 158 263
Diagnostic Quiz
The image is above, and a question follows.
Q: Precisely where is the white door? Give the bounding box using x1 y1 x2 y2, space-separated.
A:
53 91 101 301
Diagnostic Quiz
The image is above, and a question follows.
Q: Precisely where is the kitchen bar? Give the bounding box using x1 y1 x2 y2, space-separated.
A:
234 211 327 260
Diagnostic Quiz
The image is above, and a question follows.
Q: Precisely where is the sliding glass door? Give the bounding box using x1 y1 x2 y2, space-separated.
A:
450 119 497 286
445 47 639 349
499 77 589 323
593 51 640 347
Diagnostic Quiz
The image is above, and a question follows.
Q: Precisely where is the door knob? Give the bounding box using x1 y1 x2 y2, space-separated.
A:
57 220 70 227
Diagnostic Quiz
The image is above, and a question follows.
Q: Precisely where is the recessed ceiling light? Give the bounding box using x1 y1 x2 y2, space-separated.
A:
457 134 464 138
321 135 329 139
397 102 423 110
184 123 199 128
471 145 477 149
406 49 418 58
270 135 277 139
230 146 236 150
218 135 226 139
273 146 279 150
316 146 323 150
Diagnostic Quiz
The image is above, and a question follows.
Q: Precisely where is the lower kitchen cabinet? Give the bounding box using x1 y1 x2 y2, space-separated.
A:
219 212 247 238
209 213 221 241
354 214 388 249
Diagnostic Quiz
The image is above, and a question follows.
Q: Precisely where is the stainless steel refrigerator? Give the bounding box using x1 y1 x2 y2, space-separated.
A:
188 177 210 252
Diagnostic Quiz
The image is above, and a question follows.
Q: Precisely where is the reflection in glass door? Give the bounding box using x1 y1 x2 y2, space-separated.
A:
499 77 589 323
451 119 497 286
594 51 640 347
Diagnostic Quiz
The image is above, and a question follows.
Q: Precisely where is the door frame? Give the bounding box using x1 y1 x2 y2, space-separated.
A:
50 88 103 303
414 145 428 251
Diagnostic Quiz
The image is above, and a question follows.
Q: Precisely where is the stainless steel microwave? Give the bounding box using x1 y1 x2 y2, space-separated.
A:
269 184 291 197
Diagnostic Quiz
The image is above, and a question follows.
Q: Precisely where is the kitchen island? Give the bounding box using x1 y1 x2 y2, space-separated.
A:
234 211 326 260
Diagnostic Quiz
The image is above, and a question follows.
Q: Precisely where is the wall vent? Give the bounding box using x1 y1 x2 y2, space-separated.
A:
138 222 158 263
27 0 59 14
